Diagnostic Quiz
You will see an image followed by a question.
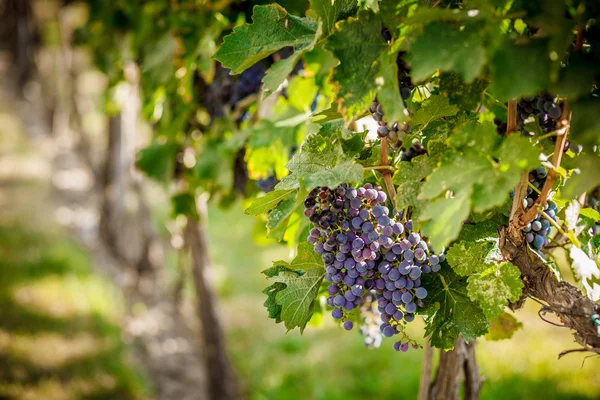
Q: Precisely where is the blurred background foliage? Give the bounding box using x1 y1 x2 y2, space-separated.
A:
0 0 599 399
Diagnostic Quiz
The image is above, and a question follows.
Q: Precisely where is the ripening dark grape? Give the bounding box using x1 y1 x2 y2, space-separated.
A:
230 63 266 105
513 167 557 252
303 183 443 352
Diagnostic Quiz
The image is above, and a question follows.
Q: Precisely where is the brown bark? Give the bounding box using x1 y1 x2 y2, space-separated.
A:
186 198 241 400
463 341 482 400
499 226 600 352
429 338 481 400
418 340 434 400
430 338 464 400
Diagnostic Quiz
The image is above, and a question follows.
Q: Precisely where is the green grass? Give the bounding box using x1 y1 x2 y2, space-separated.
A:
0 225 150 400
208 204 600 400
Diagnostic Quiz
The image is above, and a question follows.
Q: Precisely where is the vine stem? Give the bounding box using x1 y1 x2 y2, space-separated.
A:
519 102 570 226
575 25 585 52
380 137 397 203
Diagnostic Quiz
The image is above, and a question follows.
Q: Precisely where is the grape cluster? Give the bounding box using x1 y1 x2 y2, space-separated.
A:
401 142 428 162
369 99 409 142
514 167 557 252
523 201 557 251
517 94 562 136
304 184 443 351
229 63 266 105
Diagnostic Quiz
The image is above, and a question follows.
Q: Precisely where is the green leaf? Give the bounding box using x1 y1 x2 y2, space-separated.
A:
489 39 551 101
266 195 298 239
439 72 488 111
375 50 407 124
421 155 490 199
214 5 319 74
409 22 486 83
307 0 357 35
497 135 540 171
262 243 325 332
142 34 175 84
467 262 523 319
302 160 364 189
485 312 522 341
563 154 600 198
458 210 508 242
570 97 600 149
395 181 427 222
421 190 472 251
262 56 302 96
446 240 501 276
411 95 459 127
276 145 364 190
393 155 435 184
245 189 297 215
136 142 177 181
262 262 302 323
421 266 489 350
422 123 538 215
325 11 388 120
579 208 600 222
291 241 323 269
172 193 197 218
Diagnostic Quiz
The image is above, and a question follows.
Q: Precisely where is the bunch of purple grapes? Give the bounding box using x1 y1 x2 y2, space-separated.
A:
229 63 266 105
512 167 557 252
523 201 557 251
401 142 428 162
304 184 443 351
517 94 563 136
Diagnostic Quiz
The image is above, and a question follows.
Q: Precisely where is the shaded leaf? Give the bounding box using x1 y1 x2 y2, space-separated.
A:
421 265 489 350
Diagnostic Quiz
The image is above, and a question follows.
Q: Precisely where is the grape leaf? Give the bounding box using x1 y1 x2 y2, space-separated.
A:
421 155 491 199
393 155 435 184
307 0 357 35
291 241 323 269
420 189 472 251
302 160 364 189
375 50 408 124
411 95 459 127
246 189 297 215
485 312 522 341
497 134 540 171
446 240 501 276
136 142 178 181
489 39 551 101
467 262 523 319
395 181 427 222
562 154 600 198
409 22 486 83
276 145 364 190
262 243 325 332
570 97 600 150
214 5 319 74
439 72 488 111
325 11 388 120
421 265 489 350
458 210 507 242
422 123 538 215
263 262 303 323
266 195 299 239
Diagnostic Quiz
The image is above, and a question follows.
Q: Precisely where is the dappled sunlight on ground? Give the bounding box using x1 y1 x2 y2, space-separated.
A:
12 274 123 322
